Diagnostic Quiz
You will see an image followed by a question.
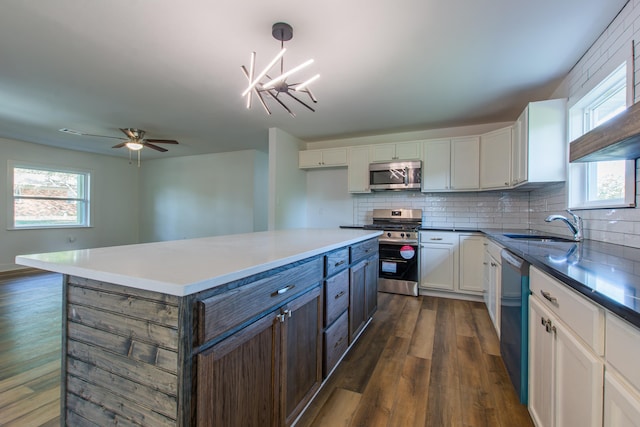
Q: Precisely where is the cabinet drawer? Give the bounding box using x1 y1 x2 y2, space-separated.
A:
351 238 378 264
197 257 323 345
420 231 457 245
325 247 349 277
325 269 349 326
324 310 349 377
606 313 640 393
530 267 604 354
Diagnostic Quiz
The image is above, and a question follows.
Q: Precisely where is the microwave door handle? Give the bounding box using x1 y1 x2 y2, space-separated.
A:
404 167 409 186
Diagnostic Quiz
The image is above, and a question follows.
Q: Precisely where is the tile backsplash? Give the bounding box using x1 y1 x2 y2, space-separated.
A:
353 190 530 229
353 178 640 250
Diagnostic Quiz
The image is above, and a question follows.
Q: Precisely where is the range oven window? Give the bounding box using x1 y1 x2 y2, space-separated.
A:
379 242 419 282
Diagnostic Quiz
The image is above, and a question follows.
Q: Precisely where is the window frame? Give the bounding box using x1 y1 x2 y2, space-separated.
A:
7 160 92 230
568 62 636 210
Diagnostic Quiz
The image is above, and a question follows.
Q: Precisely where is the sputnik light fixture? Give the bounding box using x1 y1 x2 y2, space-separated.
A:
241 22 319 117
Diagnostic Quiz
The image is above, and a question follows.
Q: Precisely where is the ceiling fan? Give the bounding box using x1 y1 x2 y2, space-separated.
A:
59 127 179 152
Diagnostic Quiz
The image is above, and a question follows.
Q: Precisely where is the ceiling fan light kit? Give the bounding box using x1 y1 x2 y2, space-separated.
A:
241 22 320 117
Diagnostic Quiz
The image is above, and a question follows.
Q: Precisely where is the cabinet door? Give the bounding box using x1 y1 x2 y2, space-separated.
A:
419 243 455 291
512 107 528 186
480 127 512 189
196 311 280 427
282 286 323 426
322 148 348 166
604 371 640 427
299 150 323 168
490 255 501 336
528 297 555 427
364 255 379 319
395 141 421 159
349 260 367 342
555 318 603 427
370 144 396 162
451 136 479 190
458 234 485 294
348 146 371 193
422 139 451 191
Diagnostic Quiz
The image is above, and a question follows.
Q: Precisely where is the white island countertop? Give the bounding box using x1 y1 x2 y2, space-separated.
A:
15 229 381 296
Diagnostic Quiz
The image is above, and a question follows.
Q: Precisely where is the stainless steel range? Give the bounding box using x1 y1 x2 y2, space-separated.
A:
364 209 422 296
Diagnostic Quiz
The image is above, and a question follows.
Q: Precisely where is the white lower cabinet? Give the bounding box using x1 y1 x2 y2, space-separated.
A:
419 231 456 291
419 231 483 296
604 371 640 427
528 267 604 427
483 239 501 336
458 234 484 293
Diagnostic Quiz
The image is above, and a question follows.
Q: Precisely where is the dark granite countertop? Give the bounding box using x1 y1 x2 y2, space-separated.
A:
484 229 640 329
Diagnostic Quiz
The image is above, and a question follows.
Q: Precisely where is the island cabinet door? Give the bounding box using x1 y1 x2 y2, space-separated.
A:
364 255 379 319
349 259 367 343
196 311 281 427
282 285 323 426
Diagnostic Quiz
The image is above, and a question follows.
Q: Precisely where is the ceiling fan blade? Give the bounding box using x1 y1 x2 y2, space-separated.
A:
112 142 126 149
79 132 126 140
143 142 168 152
119 128 136 139
145 139 179 144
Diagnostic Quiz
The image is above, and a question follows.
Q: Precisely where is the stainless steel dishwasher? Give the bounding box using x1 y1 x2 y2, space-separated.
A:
500 249 530 404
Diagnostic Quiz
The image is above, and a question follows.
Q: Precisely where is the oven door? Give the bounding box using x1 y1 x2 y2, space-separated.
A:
378 242 419 296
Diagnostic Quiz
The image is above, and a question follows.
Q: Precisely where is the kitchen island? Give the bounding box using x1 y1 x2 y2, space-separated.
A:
16 229 381 427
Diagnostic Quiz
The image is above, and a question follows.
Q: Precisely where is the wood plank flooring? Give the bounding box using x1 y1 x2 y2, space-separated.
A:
296 292 534 427
0 272 533 427
0 271 62 427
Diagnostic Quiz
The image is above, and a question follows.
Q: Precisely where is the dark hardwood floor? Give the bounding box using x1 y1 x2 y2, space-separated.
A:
296 292 534 427
0 270 62 426
0 272 532 427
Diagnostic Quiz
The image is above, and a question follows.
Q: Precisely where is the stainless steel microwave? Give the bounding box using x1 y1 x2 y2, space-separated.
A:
369 160 421 191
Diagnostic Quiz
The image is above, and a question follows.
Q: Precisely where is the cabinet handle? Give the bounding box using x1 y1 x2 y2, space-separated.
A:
334 260 345 267
505 182 509 186
490 262 497 267
540 290 558 304
430 237 443 241
483 262 488 265
335 290 345 299
334 336 345 349
541 317 556 334
273 285 295 296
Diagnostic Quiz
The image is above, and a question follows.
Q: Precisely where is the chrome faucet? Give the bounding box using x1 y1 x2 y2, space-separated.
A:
545 209 583 242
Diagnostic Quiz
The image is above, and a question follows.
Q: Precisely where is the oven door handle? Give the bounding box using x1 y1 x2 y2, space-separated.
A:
380 258 408 263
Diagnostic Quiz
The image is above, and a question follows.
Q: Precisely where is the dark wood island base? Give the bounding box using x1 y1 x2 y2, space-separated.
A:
57 236 379 426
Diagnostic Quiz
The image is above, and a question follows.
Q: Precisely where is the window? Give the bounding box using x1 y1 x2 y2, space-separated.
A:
568 63 635 209
9 162 91 229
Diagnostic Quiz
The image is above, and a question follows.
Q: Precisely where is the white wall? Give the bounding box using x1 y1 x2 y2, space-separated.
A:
138 150 268 242
268 128 308 230
305 168 354 227
530 0 640 247
0 137 139 271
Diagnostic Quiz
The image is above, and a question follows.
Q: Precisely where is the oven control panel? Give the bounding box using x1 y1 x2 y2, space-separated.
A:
380 230 418 243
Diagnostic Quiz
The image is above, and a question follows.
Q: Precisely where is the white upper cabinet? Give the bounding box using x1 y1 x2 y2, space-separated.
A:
451 136 480 190
422 138 451 191
370 141 422 162
347 146 371 193
512 99 566 187
299 147 348 168
480 126 512 189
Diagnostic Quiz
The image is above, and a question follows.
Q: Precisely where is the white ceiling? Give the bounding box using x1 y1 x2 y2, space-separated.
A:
0 0 629 159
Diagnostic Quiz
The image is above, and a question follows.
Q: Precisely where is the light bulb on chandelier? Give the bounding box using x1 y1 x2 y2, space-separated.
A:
241 22 319 117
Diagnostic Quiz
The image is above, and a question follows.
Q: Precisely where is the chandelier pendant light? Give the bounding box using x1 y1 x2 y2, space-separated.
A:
241 22 319 117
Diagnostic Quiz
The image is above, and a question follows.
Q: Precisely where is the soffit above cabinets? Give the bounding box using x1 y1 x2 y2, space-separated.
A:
570 101 640 162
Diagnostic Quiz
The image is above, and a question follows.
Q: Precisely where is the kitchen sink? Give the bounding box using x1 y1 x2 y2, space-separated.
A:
503 233 575 243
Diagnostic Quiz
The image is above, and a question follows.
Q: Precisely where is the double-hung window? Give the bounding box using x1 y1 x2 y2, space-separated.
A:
9 162 91 229
568 63 636 209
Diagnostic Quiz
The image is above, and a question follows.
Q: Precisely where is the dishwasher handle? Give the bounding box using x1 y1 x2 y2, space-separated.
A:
501 249 527 273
